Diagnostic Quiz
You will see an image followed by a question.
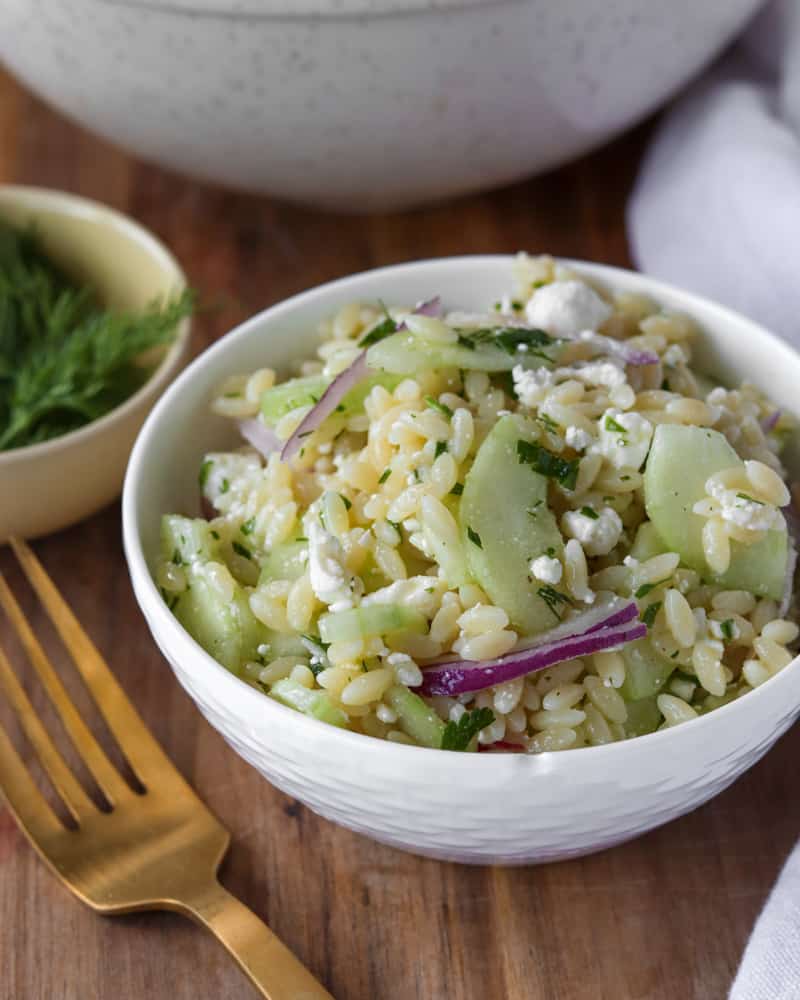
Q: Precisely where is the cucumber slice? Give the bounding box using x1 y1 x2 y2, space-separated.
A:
160 515 270 672
318 604 427 643
260 371 401 426
161 514 219 565
384 684 445 748
620 638 677 702
366 330 558 375
460 414 564 635
259 540 308 584
630 521 668 562
269 678 348 728
623 696 662 737
644 425 788 598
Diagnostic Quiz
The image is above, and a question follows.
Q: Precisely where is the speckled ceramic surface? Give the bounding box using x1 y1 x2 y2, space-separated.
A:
0 0 762 209
123 256 800 864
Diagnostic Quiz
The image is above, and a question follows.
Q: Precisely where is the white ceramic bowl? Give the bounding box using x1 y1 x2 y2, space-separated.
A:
0 186 190 542
1 0 761 210
123 256 800 865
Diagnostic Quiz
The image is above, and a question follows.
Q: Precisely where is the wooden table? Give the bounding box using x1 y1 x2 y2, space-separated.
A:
1 65 797 1000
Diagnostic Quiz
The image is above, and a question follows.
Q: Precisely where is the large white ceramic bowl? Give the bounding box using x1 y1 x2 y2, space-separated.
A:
1 0 762 210
123 256 800 864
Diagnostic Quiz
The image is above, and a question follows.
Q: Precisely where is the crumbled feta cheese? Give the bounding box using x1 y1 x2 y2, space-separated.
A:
700 478 784 532
512 364 555 407
565 425 592 452
386 651 423 687
361 577 446 616
306 518 359 608
202 452 262 510
524 279 612 337
529 555 563 584
569 358 628 390
592 409 653 470
562 506 623 556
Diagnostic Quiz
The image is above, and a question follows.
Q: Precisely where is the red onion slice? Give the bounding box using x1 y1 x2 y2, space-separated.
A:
238 417 282 458
281 351 368 462
409 296 442 319
512 596 638 651
418 618 646 697
762 410 781 433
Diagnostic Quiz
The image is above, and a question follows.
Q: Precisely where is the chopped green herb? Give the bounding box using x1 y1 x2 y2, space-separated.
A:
295 536 308 542
545 546 556 558
720 619 735 640
232 540 252 560
532 280 547 289
537 585 573 621
736 492 764 505
511 300 524 311
670 650 680 660
425 395 453 419
220 478 230 495
171 548 183 566
456 333 476 350
527 499 544 517
441 707 495 752
358 312 397 348
620 475 631 481
604 415 627 434
579 506 599 520
413 467 421 482
387 520 402 534
467 526 483 548
434 440 448 458
335 404 345 413
339 493 352 511
223 391 241 399
493 301 502 311
450 482 464 496
517 439 579 490
536 412 559 434
641 602 661 627
661 378 670 391
199 459 213 489
378 468 391 484
425 586 435 594
210 529 220 540
168 595 180 612
240 517 256 536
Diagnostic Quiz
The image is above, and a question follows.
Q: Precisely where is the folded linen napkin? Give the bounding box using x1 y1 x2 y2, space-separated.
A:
628 3 800 995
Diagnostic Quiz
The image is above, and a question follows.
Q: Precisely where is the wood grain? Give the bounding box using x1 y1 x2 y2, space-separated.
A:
1 65 797 1000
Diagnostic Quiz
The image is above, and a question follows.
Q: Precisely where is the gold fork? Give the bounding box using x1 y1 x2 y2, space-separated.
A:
0 538 333 1000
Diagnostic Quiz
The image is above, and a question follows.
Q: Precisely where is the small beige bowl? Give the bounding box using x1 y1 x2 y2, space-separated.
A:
0 186 191 542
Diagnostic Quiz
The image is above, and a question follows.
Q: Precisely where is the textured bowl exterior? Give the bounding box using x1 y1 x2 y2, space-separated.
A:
0 0 760 210
124 256 800 864
0 186 190 542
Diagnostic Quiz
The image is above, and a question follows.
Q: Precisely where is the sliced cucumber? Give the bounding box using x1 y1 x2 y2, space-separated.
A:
619 638 677 702
460 414 564 635
318 604 427 644
269 678 349 728
384 684 446 748
366 329 559 376
623 696 662 737
630 521 668 562
259 540 308 584
260 371 401 426
644 424 788 598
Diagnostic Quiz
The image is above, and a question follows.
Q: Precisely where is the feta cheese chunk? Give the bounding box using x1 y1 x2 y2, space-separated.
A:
562 506 623 556
202 452 262 511
565 426 592 452
525 279 612 337
699 478 784 533
529 555 563 584
512 364 555 408
307 518 359 609
361 576 446 617
593 409 653 471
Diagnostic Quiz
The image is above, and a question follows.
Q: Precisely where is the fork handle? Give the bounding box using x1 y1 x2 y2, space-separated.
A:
176 880 334 1000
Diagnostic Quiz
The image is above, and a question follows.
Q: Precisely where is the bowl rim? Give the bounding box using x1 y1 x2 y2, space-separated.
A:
109 0 506 21
123 253 800 764
0 184 191 466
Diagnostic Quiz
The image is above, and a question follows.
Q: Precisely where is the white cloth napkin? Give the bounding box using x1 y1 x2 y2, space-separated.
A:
628 3 800 995
628 0 800 345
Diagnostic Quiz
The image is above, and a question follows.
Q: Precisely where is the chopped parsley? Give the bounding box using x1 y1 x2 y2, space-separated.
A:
736 492 764 505
434 440 449 458
527 499 544 517
240 517 256 536
580 506 599 520
339 493 352 511
450 482 464 496
441 707 495 752
387 519 402 534
517 439 579 490
453 325 558 362
199 459 213 489
220 478 230 495
720 619 735 640
467 526 483 548
378 468 391 484
537 585 573 620
536 412 559 434
425 396 453 419
171 548 183 566
635 583 656 598
604 415 627 434
358 307 397 347
641 601 661 627
210 529 220 540
232 540 252 560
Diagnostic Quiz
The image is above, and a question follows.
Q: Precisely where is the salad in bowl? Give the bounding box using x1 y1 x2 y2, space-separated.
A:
152 254 798 755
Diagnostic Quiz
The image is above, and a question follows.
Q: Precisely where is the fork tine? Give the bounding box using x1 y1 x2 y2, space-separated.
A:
0 643 95 824
0 571 130 806
9 539 181 789
0 720 65 848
